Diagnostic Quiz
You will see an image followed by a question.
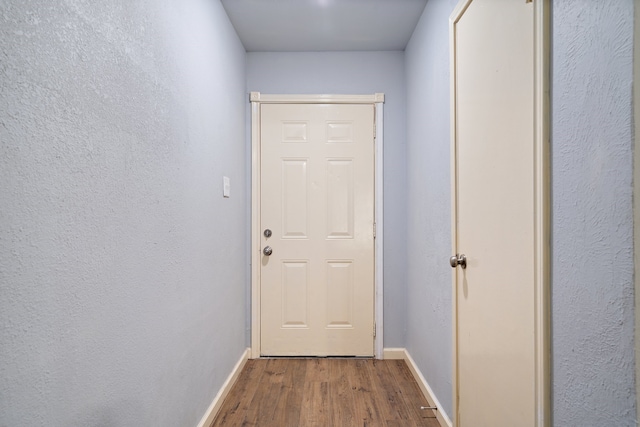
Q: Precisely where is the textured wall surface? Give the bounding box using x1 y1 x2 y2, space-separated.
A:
404 0 459 418
0 1 247 426
635 0 640 420
551 0 636 424
247 51 408 347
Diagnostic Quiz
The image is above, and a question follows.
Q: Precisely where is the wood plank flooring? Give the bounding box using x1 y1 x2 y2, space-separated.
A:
211 358 440 427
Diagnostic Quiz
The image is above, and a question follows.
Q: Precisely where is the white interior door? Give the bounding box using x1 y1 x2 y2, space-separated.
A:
259 103 375 356
451 0 548 426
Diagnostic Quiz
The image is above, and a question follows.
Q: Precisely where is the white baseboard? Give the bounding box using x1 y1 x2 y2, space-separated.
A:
196 348 250 427
383 347 452 427
382 347 406 360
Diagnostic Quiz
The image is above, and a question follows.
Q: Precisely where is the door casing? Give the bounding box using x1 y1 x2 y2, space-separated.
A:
449 0 550 425
249 92 385 359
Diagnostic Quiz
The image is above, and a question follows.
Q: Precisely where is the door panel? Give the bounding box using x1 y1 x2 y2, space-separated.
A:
326 159 354 238
281 159 308 238
452 0 543 426
260 103 375 356
281 261 308 327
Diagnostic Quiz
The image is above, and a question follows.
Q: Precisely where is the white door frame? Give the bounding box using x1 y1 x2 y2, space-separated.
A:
449 1 550 425
249 92 385 359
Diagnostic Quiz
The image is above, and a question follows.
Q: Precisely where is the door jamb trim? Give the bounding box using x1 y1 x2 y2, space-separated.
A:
449 1 550 425
249 93 385 359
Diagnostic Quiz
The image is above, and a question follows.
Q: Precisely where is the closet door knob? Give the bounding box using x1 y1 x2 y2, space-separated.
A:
450 254 467 269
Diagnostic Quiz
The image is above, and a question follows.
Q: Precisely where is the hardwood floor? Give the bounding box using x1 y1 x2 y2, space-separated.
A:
210 358 441 427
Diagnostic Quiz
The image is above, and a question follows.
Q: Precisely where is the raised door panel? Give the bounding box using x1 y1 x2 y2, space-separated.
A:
326 159 354 239
326 261 354 328
281 159 308 239
281 261 309 328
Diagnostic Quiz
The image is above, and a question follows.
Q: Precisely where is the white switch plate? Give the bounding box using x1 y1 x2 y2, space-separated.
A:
223 176 230 198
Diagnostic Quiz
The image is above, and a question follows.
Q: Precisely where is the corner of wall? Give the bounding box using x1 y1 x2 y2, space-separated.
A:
633 0 640 420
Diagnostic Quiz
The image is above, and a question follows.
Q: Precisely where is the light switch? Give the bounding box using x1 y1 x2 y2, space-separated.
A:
223 176 230 198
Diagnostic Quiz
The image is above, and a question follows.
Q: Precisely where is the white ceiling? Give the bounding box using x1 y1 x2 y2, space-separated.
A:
220 0 428 52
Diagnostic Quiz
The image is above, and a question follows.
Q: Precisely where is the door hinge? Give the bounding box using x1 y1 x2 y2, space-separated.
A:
373 222 377 239
373 108 377 139
373 322 377 338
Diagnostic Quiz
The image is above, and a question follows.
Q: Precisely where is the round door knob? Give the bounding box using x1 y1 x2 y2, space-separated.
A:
449 256 457 268
263 246 273 256
450 254 467 269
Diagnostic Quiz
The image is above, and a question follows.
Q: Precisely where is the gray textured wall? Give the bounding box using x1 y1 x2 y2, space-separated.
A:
404 0 459 418
247 51 408 348
551 0 636 424
635 0 640 419
0 1 247 426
